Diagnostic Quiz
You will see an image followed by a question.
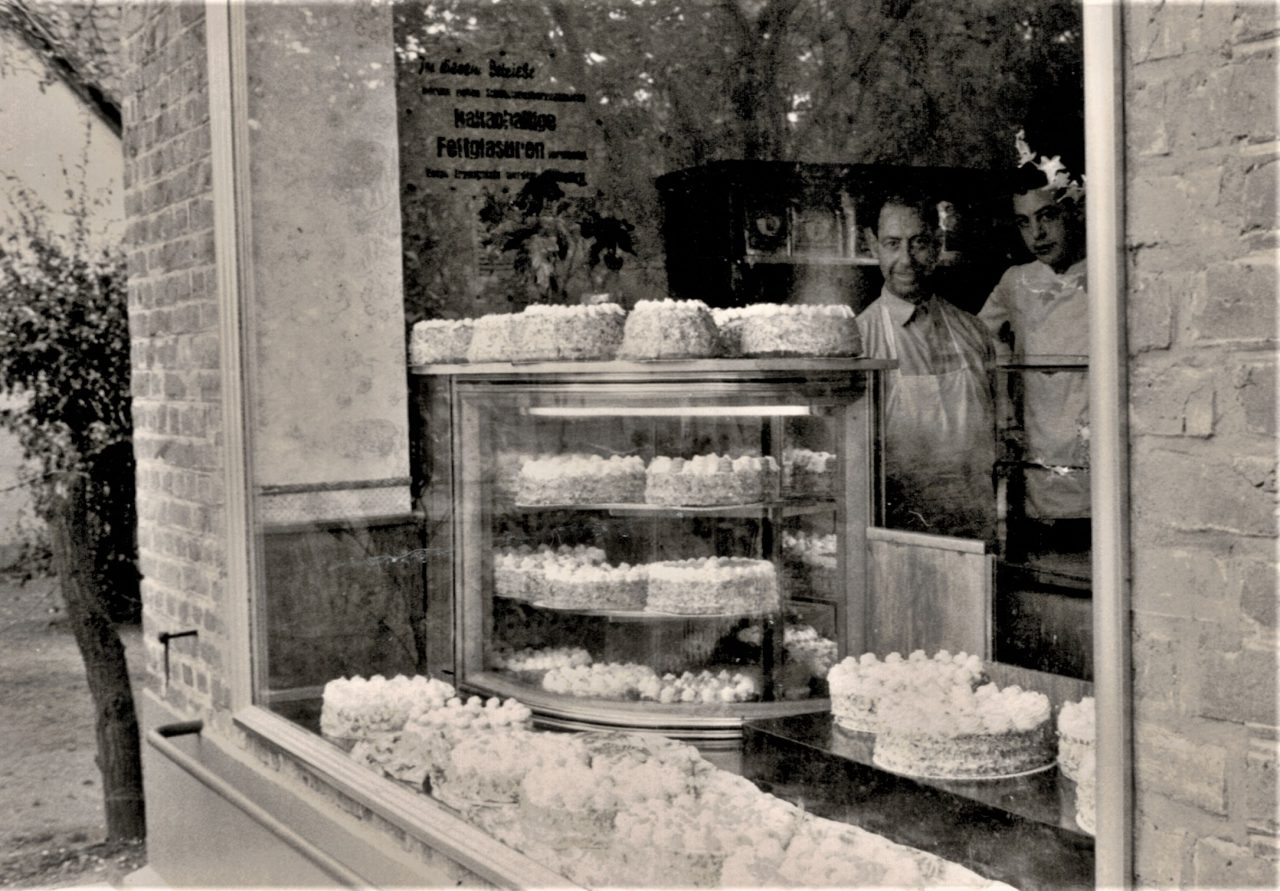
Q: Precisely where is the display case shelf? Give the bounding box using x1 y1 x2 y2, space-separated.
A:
495 595 775 621
510 499 837 518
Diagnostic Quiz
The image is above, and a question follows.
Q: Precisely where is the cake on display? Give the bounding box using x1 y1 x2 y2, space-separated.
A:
493 544 607 602
617 771 804 887
510 303 627 362
827 649 985 734
637 668 760 705
515 453 646 505
491 645 593 674
1057 695 1095 782
718 303 862 358
782 447 838 497
465 312 520 362
617 299 720 359
781 530 838 596
646 557 779 615
542 662 659 700
320 674 456 742
644 454 780 506
538 561 647 610
1075 750 1096 835
737 624 837 688
872 682 1055 779
436 729 586 807
409 319 474 365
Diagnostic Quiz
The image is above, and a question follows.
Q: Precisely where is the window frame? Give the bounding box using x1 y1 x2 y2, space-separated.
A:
205 0 1134 883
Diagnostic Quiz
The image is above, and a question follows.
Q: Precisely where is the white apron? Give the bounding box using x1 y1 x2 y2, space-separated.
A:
880 303 996 540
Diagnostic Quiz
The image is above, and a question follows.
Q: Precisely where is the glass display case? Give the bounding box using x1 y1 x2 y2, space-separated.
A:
415 358 888 740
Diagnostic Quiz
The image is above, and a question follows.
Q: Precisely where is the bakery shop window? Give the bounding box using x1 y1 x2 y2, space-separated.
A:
236 1 1096 886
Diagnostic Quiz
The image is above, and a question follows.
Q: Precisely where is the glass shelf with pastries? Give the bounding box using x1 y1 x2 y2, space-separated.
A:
414 359 888 741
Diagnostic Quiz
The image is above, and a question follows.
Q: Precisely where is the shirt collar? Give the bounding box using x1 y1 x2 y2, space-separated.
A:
879 288 932 327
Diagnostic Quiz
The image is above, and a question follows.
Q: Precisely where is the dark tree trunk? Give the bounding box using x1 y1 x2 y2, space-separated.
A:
48 471 146 841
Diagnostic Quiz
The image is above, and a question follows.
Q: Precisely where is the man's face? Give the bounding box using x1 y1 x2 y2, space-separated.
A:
1013 189 1084 273
870 204 939 303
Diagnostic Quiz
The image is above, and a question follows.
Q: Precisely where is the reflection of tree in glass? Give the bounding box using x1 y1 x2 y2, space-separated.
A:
477 172 635 304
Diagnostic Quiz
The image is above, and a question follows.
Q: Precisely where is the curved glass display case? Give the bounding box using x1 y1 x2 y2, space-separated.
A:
415 358 887 741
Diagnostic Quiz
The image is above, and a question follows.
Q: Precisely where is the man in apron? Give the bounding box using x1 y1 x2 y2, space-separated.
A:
979 153 1089 552
856 193 996 541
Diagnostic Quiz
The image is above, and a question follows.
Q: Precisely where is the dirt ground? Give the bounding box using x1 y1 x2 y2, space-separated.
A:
0 574 148 888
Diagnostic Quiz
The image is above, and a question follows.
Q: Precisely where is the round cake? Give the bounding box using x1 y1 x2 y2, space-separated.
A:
437 729 585 806
782 447 838 498
827 649 985 734
320 674 456 742
617 771 803 887
539 560 647 610
781 530 838 597
872 682 1055 779
542 662 659 700
349 726 450 788
734 303 861 357
466 312 519 362
404 694 534 738
617 299 720 360
1057 695 1095 781
510 302 626 361
646 556 779 616
409 319 474 365
490 645 593 674
636 668 761 705
493 544 606 602
1075 750 1096 835
515 453 646 505
644 454 780 506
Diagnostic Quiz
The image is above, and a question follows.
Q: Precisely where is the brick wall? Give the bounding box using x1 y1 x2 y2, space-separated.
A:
121 1 226 719
1124 3 1278 885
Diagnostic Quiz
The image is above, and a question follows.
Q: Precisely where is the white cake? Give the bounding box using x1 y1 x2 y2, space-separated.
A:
827 649 985 734
782 447 838 497
349 727 450 787
516 453 646 505
404 694 534 737
1057 695 1095 781
1075 750 1096 835
646 557 779 616
465 312 520 362
491 645 592 674
409 319 474 365
781 529 838 596
616 771 804 887
617 299 720 360
320 674 456 742
510 302 626 361
538 560 648 610
636 668 761 705
873 682 1055 779
737 624 837 687
644 454 780 506
542 662 659 699
493 544 606 601
437 729 584 805
730 303 861 357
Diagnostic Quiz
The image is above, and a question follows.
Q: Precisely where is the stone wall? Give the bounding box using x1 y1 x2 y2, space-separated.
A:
1124 3 1278 885
121 1 226 718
